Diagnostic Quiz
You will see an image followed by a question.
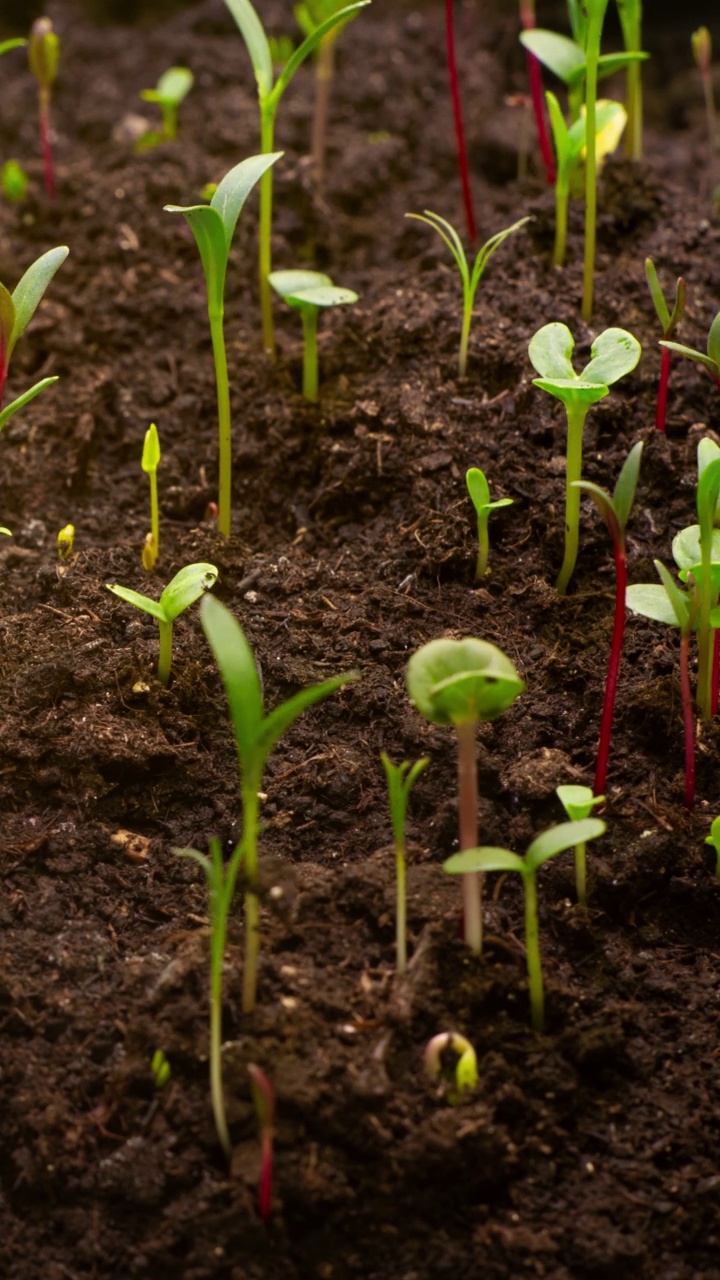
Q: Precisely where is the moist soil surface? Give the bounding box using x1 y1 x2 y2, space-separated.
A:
2 2 720 1278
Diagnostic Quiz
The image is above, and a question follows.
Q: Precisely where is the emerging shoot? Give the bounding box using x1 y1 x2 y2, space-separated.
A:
424 1031 478 1104
556 784 605 904
660 310 720 394
248 1064 275 1221
28 17 59 199
141 422 161 570
151 1049 171 1089
465 467 513 580
106 562 218 686
268 269 358 401
1 160 28 203
692 28 717 163
139 67 193 148
57 523 75 560
645 258 686 432
380 752 430 974
294 0 360 188
704 817 720 880
0 246 69 431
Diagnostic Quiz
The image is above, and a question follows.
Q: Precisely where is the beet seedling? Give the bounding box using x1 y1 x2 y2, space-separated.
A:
424 1032 478 1104
106 562 218 686
248 1064 275 1220
268 269 358 401
28 17 59 199
141 423 160 571
556 784 605 904
445 0 477 240
165 152 281 537
407 637 524 955
529 322 641 594
645 258 686 432
466 467 513 580
380 752 429 974
444 819 605 1029
0 245 68 432
139 67 193 148
660 310 720 394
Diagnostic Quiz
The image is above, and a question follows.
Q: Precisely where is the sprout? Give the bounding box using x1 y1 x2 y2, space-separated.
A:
141 423 161 571
465 467 513 580
645 258 686 432
57 523 75 560
106 562 218 686
545 94 626 267
139 66 193 147
150 1049 171 1089
660 310 720 394
248 1064 275 1220
0 246 69 432
704 817 720 880
1 160 29 203
556 784 605 904
380 753 430 973
268 269 358 401
294 0 362 188
424 1032 478 1104
519 22 647 126
28 17 59 199
692 27 717 165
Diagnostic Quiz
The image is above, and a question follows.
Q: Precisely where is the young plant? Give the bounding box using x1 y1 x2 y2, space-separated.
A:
106 562 218 686
692 28 717 161
528 322 641 594
294 0 360 188
424 1032 478 1104
545 92 626 267
518 0 555 185
660 310 720 394
445 0 477 240
248 1064 275 1220
406 637 524 956
28 17 59 199
165 152 281 537
1 160 29 203
380 752 430 974
704 817 720 880
573 440 643 796
139 66 193 148
556 784 605 904
444 819 606 1030
222 0 368 357
581 0 610 324
616 0 643 159
141 423 160 571
57 523 75 560
645 258 686 432
268 269 358 401
0 245 68 430
151 1049 171 1089
519 21 647 126
465 467 513 580
405 211 531 377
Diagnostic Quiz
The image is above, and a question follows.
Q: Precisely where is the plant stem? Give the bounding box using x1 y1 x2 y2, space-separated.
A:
149 470 159 562
38 88 55 200
258 1133 273 1220
458 289 472 377
556 403 589 595
680 629 695 810
209 311 232 538
698 531 713 721
520 1 556 184
574 841 587 906
259 104 277 359
241 785 261 1014
625 59 642 161
301 307 319 401
593 539 627 795
523 871 544 1031
157 617 172 686
553 181 569 267
475 514 489 579
713 630 719 717
311 32 336 189
655 345 671 432
581 0 609 325
444 0 477 245
209 911 231 1157
395 840 407 974
456 719 482 954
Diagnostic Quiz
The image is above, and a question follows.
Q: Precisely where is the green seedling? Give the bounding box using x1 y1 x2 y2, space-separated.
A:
380 752 430 974
294 0 360 188
405 211 531 377
518 0 556 186
407 637 524 955
0 525 11 537
268 35 295 69
139 67 193 148
704 817 720 879
141 423 160 571
106 562 218 686
465 467 513 580
28 17 59 199
545 93 626 266
424 1031 478 1104
519 22 647 125
444 819 606 1029
616 0 643 159
581 0 609 324
268 269 358 400
165 152 281 537
528 322 641 594
660 310 720 394
556 784 605 903
0 245 68 432
1 161 29 203
222 0 368 357
151 1049 171 1089
57 523 75 560
248 1063 275 1220
692 28 717 160
645 258 686 432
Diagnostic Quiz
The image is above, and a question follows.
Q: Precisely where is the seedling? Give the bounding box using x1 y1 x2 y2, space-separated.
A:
424 1032 478 1104
581 0 609 323
57 523 75 560
380 752 429 973
545 94 626 267
1 161 28 203
165 152 281 537
519 22 647 126
268 269 358 401
465 467 513 580
518 0 555 185
692 28 717 160
616 0 643 159
445 0 477 239
139 67 193 148
106 562 218 686
248 1064 275 1220
528 322 641 594
444 819 605 1029
704 817 720 879
222 0 368 356
28 17 59 199
176 596 357 1155
556 784 605 903
141 423 160 570
151 1049 171 1089
294 0 360 188
0 246 68 431
405 211 530 377
660 310 720 394
573 440 643 796
645 258 686 432
406 637 524 955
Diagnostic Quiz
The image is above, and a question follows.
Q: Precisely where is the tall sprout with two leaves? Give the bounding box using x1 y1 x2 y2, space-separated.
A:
545 93 626 267
0 246 68 433
222 0 368 357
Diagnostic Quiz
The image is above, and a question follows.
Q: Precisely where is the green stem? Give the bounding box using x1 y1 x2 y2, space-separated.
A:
458 291 472 377
553 181 569 268
302 307 319 401
149 470 159 560
456 719 482 955
475 514 489 579
698 533 713 720
157 617 173 686
395 841 407 974
241 786 261 1014
575 841 587 906
209 915 231 1157
209 310 232 538
556 402 589 595
524 871 544 1031
581 0 609 325
312 33 336 189
259 104 277 360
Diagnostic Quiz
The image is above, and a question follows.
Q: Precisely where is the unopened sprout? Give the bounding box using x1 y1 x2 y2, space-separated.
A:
556 784 605 904
57 523 75 560
380 753 429 973
151 1049 171 1089
28 17 59 199
106 562 218 686
465 467 513 580
268 269 357 401
424 1032 478 1104
248 1064 275 1220
704 817 720 879
141 423 160 571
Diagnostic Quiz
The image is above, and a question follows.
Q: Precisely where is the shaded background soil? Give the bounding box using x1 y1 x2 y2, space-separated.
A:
1 1 720 1277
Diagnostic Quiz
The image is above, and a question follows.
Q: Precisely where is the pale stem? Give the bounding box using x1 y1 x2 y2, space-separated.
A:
157 617 173 686
241 787 261 1014
301 307 319 401
209 311 232 538
456 719 482 954
312 33 336 189
625 60 642 160
524 871 544 1031
475 513 489 580
209 930 231 1158
259 106 277 359
458 290 472 377
575 841 587 906
556 402 589 595
581 2 608 324
553 180 569 267
149 470 159 562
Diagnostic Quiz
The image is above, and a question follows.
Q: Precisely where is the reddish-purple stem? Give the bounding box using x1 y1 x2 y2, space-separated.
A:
655 345 671 431
445 0 477 244
520 7 556 185
39 95 56 200
258 1135 273 1221
712 630 719 717
680 631 695 810
593 541 627 797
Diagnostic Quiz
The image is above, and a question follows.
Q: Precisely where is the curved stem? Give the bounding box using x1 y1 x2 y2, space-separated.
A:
456 719 481 954
593 541 626 796
556 403 588 595
209 311 231 538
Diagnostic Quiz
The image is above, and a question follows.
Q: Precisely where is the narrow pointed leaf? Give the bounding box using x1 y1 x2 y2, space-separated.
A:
0 376 58 433
612 440 643 533
655 560 692 631
222 0 274 99
10 246 69 357
573 479 618 542
519 29 586 84
200 595 264 779
257 672 359 761
160 562 218 622
707 312 720 369
274 2 369 100
270 269 332 298
107 583 166 623
659 340 717 374
210 151 282 252
164 203 227 312
645 258 670 332
526 818 605 872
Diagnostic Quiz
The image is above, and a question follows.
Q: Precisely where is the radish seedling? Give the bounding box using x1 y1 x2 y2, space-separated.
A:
28 17 59 199
268 269 358 401
519 0 555 185
545 92 626 267
407 637 524 956
704 817 720 879
465 467 513 580
444 819 605 1029
660 310 720 394
529 322 641 594
165 152 281 537
0 245 68 432
248 1064 275 1220
556 784 605 904
645 258 686 432
106 562 218 686
139 67 193 148
406 211 531 377
141 423 160 571
424 1031 478 1104
294 0 361 188
380 752 429 974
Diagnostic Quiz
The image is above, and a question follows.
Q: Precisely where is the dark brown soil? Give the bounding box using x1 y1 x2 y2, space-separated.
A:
2 2 720 1278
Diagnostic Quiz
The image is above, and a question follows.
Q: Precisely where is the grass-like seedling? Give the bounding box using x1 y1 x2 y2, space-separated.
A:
465 467 513 580
141 423 160 571
165 152 281 537
573 440 643 796
424 1032 478 1104
616 0 643 159
28 17 59 199
106 562 218 686
660 310 720 394
556 784 605 903
692 28 717 162
57 523 74 560
704 818 720 879
444 819 605 1029
445 0 477 239
380 752 429 974
294 0 360 188
519 20 647 126
151 1049 171 1089
407 637 524 955
529 322 641 594
139 67 193 149
268 269 358 401
1 160 29 203
545 92 626 267
0 245 68 432
222 0 368 357
405 211 530 377
248 1064 275 1220
645 258 686 432
518 0 555 185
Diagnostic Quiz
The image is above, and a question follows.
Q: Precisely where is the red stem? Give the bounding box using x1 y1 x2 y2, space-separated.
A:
39 93 56 200
258 1134 273 1221
656 345 671 432
712 629 719 717
680 630 695 810
445 0 477 244
520 4 555 185
593 541 626 796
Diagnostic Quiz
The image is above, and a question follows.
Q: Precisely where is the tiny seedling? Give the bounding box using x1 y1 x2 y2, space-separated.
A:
294 0 360 188
465 467 513 580
28 17 59 199
444 819 605 1030
660 310 720 394
0 246 68 431
424 1031 478 1104
556 784 605 904
528 322 641 594
268 269 358 401
406 637 524 955
444 0 477 239
57 523 75 560
106 562 218 686
165 152 281 537
141 423 160 571
151 1049 171 1089
248 1064 275 1221
518 0 555 185
380 752 429 974
704 817 720 880
645 258 686 432
1 160 29 203
616 0 643 159
692 28 717 162
545 93 626 267
405 211 531 377
139 67 193 148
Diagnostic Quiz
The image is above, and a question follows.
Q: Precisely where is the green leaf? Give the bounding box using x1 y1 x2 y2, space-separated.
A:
258 671 359 761
210 151 282 253
164 203 227 313
10 246 69 358
443 846 526 876
141 422 160 473
0 284 16 366
160 562 218 622
532 377 608 407
581 327 641 385
573 479 617 541
269 269 332 297
556 784 604 820
406 637 524 727
655 560 693 631
698 437 720 478
612 440 643 533
471 216 531 292
528 322 577 381
269 271 358 309
660 340 718 374
519 30 586 84
526 819 605 872
107 583 166 623
0 39 27 56
286 285 357 309
626 582 684 628
672 524 720 570
466 467 490 513
645 258 670 332
596 50 649 80
707 311 720 369
223 0 274 99
274 2 369 102
200 595 264 780
0 376 59 433
545 91 571 177
142 66 193 107
697 457 720 535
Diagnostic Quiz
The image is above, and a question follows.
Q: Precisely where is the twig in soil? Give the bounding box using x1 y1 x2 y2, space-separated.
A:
645 259 686 432
28 18 59 199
